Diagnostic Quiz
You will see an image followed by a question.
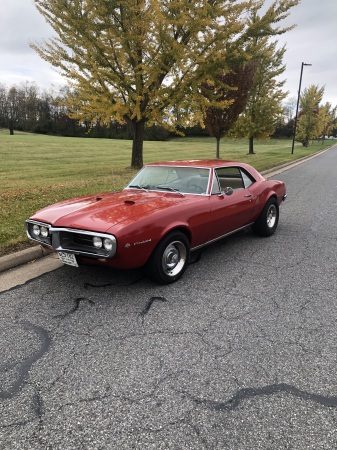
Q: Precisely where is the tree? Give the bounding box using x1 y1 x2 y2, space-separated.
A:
19 82 39 131
296 85 324 147
283 96 297 122
202 62 256 158
318 102 336 144
0 84 6 128
231 9 290 154
0 83 43 134
32 0 299 168
5 86 26 135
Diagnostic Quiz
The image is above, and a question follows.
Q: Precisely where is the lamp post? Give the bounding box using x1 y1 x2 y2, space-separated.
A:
291 62 312 154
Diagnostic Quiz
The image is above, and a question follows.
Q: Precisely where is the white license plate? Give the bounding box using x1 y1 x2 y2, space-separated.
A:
57 252 78 267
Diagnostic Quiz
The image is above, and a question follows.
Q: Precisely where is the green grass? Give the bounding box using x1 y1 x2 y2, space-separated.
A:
0 129 335 256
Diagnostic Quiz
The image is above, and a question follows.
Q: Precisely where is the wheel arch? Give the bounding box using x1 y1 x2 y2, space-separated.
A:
159 224 191 244
146 227 191 284
252 194 280 237
135 225 190 270
169 226 191 243
266 192 279 206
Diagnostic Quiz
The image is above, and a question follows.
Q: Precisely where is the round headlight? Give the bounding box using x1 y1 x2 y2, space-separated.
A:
40 226 49 237
103 238 114 251
93 236 103 249
33 224 41 236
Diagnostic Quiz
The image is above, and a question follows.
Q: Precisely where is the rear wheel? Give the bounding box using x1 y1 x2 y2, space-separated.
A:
147 232 190 284
252 198 279 237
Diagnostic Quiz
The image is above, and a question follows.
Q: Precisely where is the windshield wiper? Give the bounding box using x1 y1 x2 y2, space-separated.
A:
156 185 184 196
156 185 179 191
128 185 148 191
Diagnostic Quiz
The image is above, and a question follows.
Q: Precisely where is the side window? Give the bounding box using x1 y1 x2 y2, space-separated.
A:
215 167 244 190
211 172 221 194
240 169 255 188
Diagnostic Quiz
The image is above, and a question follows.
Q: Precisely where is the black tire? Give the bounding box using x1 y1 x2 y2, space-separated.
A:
252 197 279 237
147 231 190 284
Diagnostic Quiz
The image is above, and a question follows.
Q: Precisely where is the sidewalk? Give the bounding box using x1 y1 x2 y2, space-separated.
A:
0 245 50 273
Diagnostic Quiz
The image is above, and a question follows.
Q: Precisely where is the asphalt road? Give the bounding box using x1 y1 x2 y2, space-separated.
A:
1 145 337 449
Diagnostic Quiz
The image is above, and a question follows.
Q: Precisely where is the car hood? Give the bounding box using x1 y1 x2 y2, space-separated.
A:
31 190 192 233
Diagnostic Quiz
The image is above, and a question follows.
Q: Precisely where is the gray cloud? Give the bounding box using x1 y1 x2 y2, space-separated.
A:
1 0 336 105
271 0 337 104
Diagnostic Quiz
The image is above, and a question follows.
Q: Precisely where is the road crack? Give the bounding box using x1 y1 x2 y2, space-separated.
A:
0 322 50 400
187 383 337 411
139 296 167 323
54 297 95 319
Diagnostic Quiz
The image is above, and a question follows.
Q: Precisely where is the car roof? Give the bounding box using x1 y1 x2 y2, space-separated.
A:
147 160 243 168
146 160 264 181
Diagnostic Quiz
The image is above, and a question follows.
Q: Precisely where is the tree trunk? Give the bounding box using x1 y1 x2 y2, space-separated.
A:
216 137 220 159
131 119 145 169
248 136 255 154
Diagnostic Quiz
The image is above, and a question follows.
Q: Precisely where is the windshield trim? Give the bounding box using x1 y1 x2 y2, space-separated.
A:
126 165 211 196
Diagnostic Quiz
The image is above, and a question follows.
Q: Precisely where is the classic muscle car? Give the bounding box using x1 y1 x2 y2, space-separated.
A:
26 160 286 284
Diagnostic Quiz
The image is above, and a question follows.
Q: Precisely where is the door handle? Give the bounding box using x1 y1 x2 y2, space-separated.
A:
244 194 252 197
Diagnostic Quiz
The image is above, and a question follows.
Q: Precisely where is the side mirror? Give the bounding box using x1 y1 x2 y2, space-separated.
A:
224 186 234 196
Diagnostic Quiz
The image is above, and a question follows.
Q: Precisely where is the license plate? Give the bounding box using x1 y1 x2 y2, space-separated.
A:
57 251 78 267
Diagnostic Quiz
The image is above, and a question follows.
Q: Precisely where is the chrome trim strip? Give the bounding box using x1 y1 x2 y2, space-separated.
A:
25 221 117 258
125 187 209 196
191 223 253 252
49 226 113 239
126 165 212 195
25 220 52 247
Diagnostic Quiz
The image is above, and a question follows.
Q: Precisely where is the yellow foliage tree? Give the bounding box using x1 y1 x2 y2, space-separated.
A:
230 3 294 154
297 85 326 146
32 0 299 167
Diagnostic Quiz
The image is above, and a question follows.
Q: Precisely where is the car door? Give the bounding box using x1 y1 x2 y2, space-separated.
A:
208 167 258 239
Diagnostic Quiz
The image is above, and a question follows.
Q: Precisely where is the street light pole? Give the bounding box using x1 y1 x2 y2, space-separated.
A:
291 62 312 154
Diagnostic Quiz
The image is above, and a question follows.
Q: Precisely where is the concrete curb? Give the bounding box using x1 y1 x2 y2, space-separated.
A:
1 144 335 274
262 145 332 176
0 246 50 273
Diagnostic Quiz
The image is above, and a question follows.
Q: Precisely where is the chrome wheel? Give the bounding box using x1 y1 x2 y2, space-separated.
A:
252 198 279 237
267 204 277 229
162 241 187 276
147 232 190 284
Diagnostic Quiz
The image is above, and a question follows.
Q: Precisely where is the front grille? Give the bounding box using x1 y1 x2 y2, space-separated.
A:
26 220 116 258
54 229 114 258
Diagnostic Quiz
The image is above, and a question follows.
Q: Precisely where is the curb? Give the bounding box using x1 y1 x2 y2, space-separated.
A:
262 145 332 176
1 144 335 274
0 246 50 274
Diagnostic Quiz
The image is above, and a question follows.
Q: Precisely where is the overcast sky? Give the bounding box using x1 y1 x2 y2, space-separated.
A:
1 0 336 106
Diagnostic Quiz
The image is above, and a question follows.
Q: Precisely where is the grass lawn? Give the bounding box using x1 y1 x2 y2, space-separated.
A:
0 129 335 256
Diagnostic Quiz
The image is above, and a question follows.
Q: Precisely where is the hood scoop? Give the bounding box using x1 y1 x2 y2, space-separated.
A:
124 200 136 205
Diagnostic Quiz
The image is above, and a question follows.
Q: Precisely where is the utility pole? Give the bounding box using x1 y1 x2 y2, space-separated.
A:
291 62 312 154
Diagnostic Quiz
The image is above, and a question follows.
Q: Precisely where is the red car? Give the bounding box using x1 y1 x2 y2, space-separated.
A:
26 160 286 284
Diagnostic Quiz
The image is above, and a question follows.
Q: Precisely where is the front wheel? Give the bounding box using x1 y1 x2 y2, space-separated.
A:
252 198 279 237
147 232 190 284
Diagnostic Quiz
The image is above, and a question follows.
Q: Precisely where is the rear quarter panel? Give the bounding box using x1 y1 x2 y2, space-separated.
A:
249 179 286 219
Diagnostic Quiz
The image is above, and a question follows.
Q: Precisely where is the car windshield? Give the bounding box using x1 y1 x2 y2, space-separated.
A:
127 166 210 195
